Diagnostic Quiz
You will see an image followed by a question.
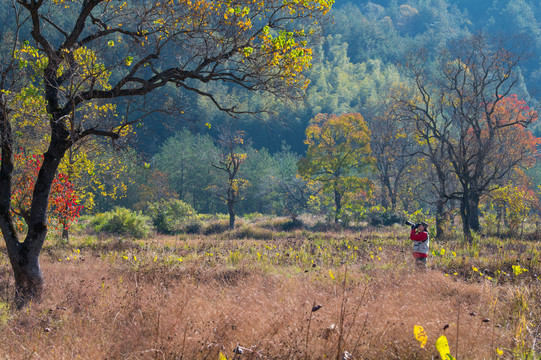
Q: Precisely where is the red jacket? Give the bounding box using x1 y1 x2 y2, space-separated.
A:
410 229 429 258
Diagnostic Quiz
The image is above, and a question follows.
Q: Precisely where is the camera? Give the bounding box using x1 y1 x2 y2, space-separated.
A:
405 220 418 229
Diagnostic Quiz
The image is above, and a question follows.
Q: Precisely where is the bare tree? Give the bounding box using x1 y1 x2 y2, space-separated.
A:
211 125 249 229
398 34 537 242
369 88 419 212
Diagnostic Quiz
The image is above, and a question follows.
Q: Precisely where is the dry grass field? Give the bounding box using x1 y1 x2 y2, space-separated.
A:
0 217 539 359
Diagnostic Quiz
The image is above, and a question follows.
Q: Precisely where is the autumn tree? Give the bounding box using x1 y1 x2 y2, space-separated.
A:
10 152 82 234
368 87 419 212
298 113 374 223
7 42 130 241
398 34 538 242
210 126 249 230
0 0 333 306
489 185 538 237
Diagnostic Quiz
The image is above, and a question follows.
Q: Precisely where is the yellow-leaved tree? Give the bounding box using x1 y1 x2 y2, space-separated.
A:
0 0 333 306
298 113 375 223
8 41 130 241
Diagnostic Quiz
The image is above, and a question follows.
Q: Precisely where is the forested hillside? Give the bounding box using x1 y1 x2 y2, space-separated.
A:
106 0 541 226
3 0 539 223
142 0 541 155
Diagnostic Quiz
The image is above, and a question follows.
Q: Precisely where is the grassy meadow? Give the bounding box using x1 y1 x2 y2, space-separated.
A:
0 215 540 359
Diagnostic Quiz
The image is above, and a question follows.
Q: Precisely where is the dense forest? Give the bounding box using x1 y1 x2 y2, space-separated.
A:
135 0 541 155
113 0 541 234
2 0 541 238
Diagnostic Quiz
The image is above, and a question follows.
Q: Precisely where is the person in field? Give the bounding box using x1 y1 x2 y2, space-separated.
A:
410 222 429 269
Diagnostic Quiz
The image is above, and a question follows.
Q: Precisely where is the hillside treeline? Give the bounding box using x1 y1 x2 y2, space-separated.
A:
2 0 541 239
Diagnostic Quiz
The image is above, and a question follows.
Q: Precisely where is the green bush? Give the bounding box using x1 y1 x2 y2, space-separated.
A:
90 207 151 238
232 225 275 240
261 217 304 231
202 220 230 235
147 199 202 234
366 210 403 227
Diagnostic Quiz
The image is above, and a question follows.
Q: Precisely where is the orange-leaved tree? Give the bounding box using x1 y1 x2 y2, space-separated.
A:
399 34 538 242
298 113 375 223
7 41 130 241
0 0 333 306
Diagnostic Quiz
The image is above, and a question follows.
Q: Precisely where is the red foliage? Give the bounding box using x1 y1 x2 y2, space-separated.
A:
10 152 82 231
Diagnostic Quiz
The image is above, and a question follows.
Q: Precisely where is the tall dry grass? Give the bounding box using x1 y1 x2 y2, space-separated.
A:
0 222 539 359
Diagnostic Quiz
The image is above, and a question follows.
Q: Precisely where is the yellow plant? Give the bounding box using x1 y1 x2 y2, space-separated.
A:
512 264 528 276
413 325 427 348
436 335 455 360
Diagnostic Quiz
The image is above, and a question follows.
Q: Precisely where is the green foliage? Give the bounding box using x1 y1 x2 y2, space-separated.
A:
154 129 220 213
266 217 305 231
366 208 402 227
147 198 202 235
0 302 11 325
202 220 230 235
90 207 151 239
298 113 375 222
232 225 275 240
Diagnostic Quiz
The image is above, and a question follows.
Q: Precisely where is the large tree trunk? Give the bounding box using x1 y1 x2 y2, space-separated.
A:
469 192 481 232
460 193 473 244
460 204 472 244
334 188 342 224
9 240 45 308
228 200 235 229
389 190 397 212
435 198 445 238
1 111 70 306
380 175 391 209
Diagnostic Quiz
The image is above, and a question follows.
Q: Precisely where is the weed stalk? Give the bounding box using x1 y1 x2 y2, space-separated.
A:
456 302 460 359
336 266 348 360
305 301 316 360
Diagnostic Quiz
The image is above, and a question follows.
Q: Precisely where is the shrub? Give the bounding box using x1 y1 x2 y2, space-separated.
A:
232 225 274 240
243 213 265 222
261 217 304 231
90 207 151 238
202 220 230 235
366 210 403 227
147 199 202 234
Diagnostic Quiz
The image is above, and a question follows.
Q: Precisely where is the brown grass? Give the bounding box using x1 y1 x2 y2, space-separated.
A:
0 224 539 359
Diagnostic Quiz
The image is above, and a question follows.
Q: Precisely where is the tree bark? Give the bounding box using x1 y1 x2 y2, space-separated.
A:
0 118 70 307
390 191 397 212
468 192 481 232
382 176 392 210
435 199 445 238
228 200 235 229
62 226 69 241
9 241 45 308
334 188 342 224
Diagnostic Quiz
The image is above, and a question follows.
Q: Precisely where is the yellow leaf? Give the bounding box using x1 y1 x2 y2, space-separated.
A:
496 348 504 356
414 325 427 349
436 335 452 359
219 352 228 360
